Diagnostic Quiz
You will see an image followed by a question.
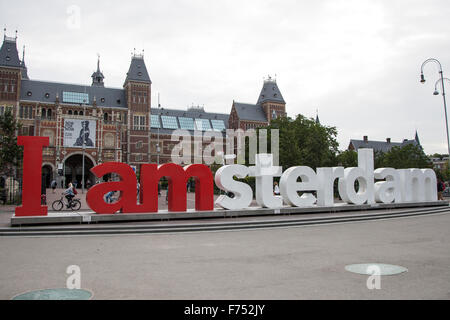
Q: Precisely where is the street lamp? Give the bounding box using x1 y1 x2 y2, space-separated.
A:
433 77 450 96
420 58 450 159
81 99 87 194
156 93 161 165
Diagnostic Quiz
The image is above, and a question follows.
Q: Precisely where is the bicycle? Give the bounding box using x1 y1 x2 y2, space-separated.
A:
51 193 81 211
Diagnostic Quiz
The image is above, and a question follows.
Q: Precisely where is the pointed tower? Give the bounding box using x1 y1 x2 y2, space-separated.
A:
0 29 22 103
315 109 320 124
257 76 286 122
123 51 152 168
415 130 421 148
21 45 29 80
91 54 105 87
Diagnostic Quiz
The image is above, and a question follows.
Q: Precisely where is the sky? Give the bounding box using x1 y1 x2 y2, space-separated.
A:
2 0 450 155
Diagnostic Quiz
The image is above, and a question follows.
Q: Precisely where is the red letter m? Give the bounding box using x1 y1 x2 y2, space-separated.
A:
142 163 214 212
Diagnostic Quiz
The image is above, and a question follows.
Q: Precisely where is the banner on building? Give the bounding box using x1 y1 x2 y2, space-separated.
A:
63 119 96 148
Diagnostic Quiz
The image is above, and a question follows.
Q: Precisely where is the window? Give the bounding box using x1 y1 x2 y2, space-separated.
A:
211 119 226 131
104 112 108 122
150 115 160 128
62 91 89 104
68 110 72 115
178 117 195 130
161 115 179 129
195 118 212 131
19 106 33 119
136 141 143 149
47 109 52 119
0 106 7 116
74 110 78 116
79 110 83 116
133 115 146 130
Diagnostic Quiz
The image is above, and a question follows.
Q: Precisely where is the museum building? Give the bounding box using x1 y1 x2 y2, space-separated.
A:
0 32 286 188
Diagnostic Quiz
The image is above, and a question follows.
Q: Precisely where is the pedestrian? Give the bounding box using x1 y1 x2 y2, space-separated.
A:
166 184 169 204
51 179 57 194
273 181 280 196
437 179 445 200
105 191 115 203
137 182 140 201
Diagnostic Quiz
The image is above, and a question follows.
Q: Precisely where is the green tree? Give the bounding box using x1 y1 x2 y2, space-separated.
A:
377 144 432 169
262 114 339 170
0 109 23 177
336 150 358 167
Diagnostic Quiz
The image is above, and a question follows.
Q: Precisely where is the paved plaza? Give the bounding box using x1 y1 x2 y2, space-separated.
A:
0 208 449 299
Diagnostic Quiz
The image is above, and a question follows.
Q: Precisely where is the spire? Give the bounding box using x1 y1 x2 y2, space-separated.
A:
20 45 29 79
257 75 285 105
91 54 105 87
415 130 421 146
315 109 320 124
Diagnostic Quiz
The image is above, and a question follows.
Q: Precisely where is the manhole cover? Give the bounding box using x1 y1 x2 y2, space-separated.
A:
12 288 92 300
345 263 408 275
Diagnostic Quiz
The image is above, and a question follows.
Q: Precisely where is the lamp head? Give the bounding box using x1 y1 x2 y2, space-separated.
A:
420 73 426 83
434 90 440 96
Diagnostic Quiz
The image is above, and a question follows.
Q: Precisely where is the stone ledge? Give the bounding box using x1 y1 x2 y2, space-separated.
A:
10 200 449 227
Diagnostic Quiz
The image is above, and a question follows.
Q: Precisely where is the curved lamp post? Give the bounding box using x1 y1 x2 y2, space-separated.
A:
420 58 450 158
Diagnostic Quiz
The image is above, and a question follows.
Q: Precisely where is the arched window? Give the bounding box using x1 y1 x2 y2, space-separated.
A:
47 109 52 119
79 111 83 116
104 112 108 122
42 108 46 118
68 110 72 115
74 110 78 116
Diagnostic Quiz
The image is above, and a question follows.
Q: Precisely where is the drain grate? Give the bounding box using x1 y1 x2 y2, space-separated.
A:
345 263 408 276
12 288 92 300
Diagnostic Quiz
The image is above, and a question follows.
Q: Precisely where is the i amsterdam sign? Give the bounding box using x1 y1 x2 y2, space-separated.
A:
15 136 438 217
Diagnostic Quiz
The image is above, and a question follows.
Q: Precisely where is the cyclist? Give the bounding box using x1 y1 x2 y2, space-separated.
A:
64 182 75 208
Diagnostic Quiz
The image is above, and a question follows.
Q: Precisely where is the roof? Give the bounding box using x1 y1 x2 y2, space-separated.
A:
256 78 285 104
151 107 229 135
349 138 419 153
125 55 151 84
233 102 268 122
0 37 21 68
20 79 126 109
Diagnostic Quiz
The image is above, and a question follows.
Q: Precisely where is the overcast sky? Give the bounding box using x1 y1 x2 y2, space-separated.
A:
2 0 450 154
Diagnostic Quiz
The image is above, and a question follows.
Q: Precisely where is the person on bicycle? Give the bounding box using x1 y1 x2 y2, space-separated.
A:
64 182 75 207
